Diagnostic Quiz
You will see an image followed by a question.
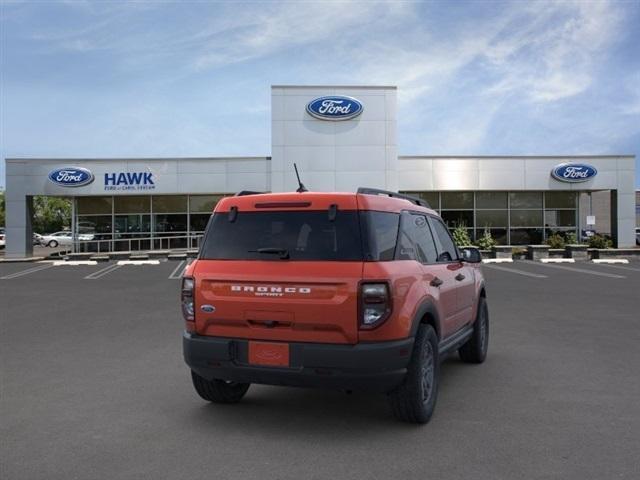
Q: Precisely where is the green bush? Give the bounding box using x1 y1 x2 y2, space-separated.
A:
451 223 472 247
564 232 578 245
546 233 565 249
588 234 613 249
476 227 496 250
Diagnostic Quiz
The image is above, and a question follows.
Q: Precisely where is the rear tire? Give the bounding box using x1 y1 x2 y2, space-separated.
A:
191 371 250 404
48 240 59 248
388 325 439 424
459 296 489 364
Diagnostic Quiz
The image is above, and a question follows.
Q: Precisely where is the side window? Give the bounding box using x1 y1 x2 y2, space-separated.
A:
396 213 438 264
428 216 459 263
360 211 400 261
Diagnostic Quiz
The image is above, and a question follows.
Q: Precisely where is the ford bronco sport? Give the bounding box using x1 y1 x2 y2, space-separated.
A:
182 188 488 423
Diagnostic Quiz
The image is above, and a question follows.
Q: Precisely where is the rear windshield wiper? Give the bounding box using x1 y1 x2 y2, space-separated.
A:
248 247 290 260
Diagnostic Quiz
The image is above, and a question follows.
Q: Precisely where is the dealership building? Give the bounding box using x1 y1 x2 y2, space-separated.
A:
3 85 637 258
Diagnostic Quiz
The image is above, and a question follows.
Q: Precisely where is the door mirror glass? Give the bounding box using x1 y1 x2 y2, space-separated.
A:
461 247 482 263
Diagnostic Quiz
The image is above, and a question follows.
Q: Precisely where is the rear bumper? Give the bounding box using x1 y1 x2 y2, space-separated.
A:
183 332 414 393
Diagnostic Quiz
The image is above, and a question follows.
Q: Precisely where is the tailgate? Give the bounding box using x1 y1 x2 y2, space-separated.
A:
193 260 363 344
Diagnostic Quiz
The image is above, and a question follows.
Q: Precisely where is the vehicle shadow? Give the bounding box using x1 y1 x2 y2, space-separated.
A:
180 355 480 438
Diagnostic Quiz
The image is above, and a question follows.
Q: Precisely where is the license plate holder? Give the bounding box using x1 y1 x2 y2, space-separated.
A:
248 341 290 367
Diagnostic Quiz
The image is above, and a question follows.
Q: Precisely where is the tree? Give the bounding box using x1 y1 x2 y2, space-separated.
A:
451 222 472 246
31 196 72 233
0 190 5 227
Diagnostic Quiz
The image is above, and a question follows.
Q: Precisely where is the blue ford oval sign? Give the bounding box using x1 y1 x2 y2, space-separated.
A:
306 95 363 121
48 167 95 187
551 163 598 183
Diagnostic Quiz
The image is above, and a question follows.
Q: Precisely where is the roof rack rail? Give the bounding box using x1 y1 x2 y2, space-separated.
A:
357 187 430 208
234 190 265 197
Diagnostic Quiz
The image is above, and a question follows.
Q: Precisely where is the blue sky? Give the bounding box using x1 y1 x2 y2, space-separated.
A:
1 0 639 188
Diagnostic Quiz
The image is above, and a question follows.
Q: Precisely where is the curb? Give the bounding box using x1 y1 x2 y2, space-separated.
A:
117 260 161 266
592 259 629 264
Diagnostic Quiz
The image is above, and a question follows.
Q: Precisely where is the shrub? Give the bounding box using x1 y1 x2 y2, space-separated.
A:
564 232 578 245
451 223 472 247
476 227 496 250
546 233 565 249
588 234 613 249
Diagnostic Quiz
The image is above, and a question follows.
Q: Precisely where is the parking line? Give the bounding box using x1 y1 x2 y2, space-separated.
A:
482 263 548 278
168 260 186 280
524 261 626 279
85 263 122 280
0 264 54 280
595 263 640 273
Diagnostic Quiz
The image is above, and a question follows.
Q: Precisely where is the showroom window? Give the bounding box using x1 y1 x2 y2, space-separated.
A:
189 195 223 233
440 192 474 240
400 190 578 245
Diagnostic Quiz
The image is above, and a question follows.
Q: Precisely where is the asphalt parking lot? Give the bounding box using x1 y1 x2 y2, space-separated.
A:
1 259 639 480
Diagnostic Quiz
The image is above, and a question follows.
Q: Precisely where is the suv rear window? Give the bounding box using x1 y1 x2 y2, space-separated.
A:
200 211 363 261
200 210 401 262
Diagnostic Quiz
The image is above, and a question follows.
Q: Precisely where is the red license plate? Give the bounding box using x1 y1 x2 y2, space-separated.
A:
248 341 290 367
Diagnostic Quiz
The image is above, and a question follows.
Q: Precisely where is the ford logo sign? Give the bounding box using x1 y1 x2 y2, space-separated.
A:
551 163 598 183
48 167 95 187
306 95 363 121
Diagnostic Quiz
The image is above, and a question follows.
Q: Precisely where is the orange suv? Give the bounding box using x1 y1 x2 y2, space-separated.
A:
182 188 488 423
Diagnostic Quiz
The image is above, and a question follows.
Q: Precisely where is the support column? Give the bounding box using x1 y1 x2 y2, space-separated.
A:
5 196 34 259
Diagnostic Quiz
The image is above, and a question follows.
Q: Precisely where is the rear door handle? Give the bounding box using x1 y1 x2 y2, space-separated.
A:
430 277 443 287
455 273 466 281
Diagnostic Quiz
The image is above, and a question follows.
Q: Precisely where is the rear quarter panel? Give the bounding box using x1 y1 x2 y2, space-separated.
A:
359 261 431 342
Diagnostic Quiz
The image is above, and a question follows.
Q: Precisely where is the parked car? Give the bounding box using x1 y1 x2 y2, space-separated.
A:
182 188 488 424
40 231 94 247
33 233 44 246
0 228 5 249
636 227 640 246
581 229 596 243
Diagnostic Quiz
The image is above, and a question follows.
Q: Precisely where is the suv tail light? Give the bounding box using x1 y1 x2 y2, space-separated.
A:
181 277 195 322
359 282 391 329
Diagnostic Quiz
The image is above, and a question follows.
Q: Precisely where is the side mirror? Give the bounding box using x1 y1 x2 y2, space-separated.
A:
460 247 482 264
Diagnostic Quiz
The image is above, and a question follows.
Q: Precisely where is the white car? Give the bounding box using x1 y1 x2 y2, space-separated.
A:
41 231 94 247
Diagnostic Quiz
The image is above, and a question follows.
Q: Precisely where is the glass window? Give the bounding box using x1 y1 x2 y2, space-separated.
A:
77 196 112 214
114 196 150 213
190 214 212 233
477 228 507 245
396 213 437 263
440 210 473 228
476 191 507 209
545 228 577 241
428 216 458 262
510 228 543 245
544 210 576 227
476 210 507 228
509 192 542 209
402 191 439 210
360 211 400 261
115 215 151 234
200 211 363 261
545 191 576 208
152 196 188 213
77 215 112 234
510 210 543 227
441 192 473 209
190 195 224 213
153 214 187 233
